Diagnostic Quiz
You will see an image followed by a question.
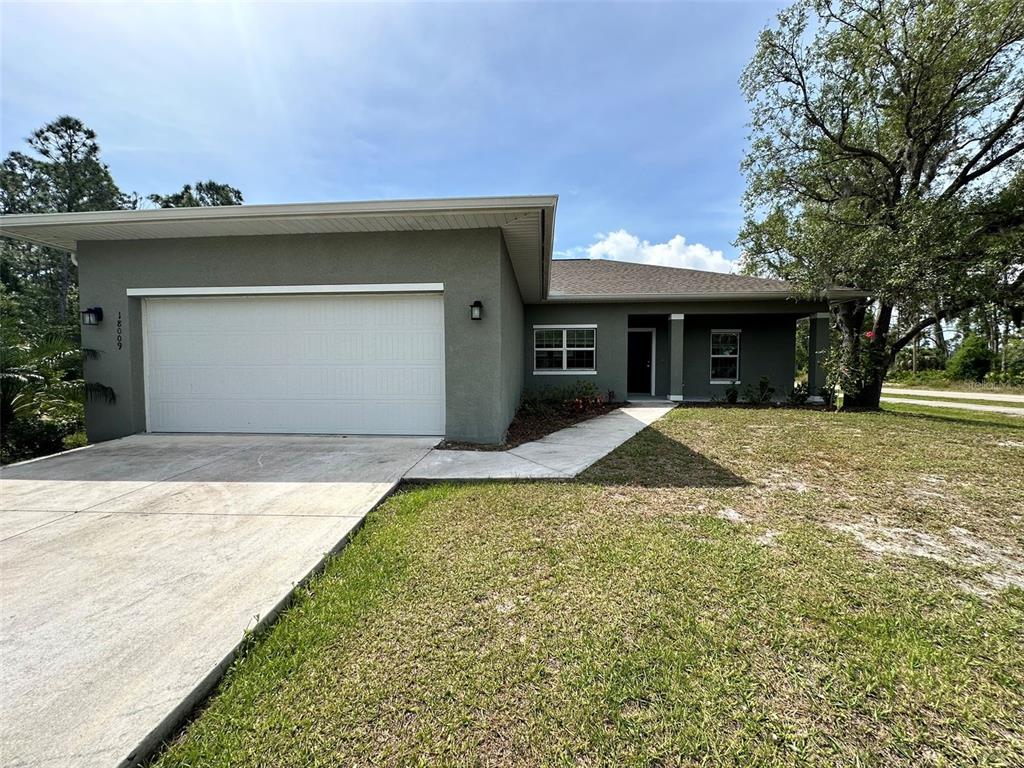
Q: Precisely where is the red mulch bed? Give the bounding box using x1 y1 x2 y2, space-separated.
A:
437 402 620 451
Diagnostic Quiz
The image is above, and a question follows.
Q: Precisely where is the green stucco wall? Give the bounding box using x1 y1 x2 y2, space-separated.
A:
523 301 818 402
77 228 521 444
498 236 524 424
681 314 798 401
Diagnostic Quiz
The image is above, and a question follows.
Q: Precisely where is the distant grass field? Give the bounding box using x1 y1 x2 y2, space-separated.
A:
153 404 1024 767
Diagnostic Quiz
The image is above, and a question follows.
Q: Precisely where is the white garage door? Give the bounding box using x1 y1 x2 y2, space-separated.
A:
143 293 445 435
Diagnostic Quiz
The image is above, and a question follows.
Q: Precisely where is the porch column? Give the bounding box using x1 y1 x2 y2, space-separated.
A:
669 313 685 401
806 312 830 400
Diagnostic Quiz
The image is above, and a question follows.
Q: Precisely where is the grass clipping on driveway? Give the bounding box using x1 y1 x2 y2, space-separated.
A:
154 406 1024 767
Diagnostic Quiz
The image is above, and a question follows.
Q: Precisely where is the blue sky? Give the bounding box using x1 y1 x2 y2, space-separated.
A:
1 1 783 271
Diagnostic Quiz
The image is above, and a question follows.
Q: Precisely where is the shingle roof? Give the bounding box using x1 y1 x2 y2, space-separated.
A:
548 259 796 299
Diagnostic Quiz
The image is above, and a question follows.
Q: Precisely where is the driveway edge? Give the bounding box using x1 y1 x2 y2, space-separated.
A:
120 480 403 768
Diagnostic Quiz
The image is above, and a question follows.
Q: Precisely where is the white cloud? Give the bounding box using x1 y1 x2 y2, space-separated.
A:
557 229 738 274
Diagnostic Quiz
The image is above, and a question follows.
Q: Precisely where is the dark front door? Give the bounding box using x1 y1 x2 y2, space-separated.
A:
627 330 653 394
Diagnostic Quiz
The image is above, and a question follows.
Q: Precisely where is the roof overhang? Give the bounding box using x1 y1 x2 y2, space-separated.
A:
0 195 558 303
547 288 864 303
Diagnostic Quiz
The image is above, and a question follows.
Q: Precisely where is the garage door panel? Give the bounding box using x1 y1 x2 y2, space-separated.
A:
150 365 444 400
147 329 443 366
148 399 446 435
144 294 445 435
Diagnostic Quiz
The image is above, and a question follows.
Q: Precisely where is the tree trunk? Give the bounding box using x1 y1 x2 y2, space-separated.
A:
931 318 948 362
836 299 892 410
842 368 886 408
56 251 70 323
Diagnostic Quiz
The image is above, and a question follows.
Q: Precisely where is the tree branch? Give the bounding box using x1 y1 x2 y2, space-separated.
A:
942 93 1024 197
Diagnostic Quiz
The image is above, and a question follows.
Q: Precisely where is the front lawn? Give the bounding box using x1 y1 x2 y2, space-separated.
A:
153 405 1024 767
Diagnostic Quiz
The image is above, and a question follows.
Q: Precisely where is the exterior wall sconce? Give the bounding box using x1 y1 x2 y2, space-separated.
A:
470 300 483 320
81 307 104 326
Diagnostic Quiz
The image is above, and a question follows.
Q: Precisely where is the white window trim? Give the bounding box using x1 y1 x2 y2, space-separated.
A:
710 329 741 385
532 325 597 374
126 283 444 297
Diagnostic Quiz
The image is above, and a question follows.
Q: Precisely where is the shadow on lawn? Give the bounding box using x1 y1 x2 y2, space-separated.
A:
581 427 749 488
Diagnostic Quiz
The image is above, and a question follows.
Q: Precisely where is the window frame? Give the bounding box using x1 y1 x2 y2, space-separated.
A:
709 329 741 384
532 324 598 375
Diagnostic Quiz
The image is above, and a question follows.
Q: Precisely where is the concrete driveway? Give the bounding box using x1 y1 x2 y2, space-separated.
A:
0 434 436 768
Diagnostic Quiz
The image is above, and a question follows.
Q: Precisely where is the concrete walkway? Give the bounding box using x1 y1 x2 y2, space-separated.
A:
881 396 1024 417
0 434 435 768
405 403 675 480
882 386 1024 404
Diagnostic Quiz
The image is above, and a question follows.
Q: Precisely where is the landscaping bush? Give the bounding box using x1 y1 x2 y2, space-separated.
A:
724 383 739 404
946 335 993 382
520 381 608 417
818 384 837 408
0 418 73 464
743 376 775 404
787 381 809 405
62 431 89 451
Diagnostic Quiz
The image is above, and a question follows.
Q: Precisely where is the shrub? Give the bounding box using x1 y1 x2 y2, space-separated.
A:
63 431 89 450
521 381 607 417
1003 337 1024 377
946 335 993 382
724 383 740 404
743 376 775 404
818 385 837 408
0 418 71 464
886 369 950 386
787 382 809 405
985 370 1024 387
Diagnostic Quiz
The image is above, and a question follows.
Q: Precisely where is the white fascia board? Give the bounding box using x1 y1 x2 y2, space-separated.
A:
0 194 559 254
0 195 558 231
127 283 444 297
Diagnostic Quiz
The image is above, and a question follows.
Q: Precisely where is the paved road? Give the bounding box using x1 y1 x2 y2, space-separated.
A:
882 387 1024 404
881 396 1024 417
0 434 435 768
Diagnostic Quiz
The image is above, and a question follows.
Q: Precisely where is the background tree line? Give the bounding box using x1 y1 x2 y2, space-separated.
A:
1 116 242 462
741 0 1024 403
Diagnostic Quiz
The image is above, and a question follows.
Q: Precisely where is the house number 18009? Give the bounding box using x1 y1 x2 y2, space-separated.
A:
116 312 123 350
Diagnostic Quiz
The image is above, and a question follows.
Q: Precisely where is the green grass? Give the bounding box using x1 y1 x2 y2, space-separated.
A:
882 399 1024 426
153 405 1024 767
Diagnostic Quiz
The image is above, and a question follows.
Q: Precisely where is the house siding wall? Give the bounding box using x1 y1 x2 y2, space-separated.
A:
498 236 524 436
682 314 798 401
524 302 813 402
77 228 514 443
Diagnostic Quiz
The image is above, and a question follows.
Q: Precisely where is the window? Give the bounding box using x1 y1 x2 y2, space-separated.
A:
710 330 740 383
533 326 596 374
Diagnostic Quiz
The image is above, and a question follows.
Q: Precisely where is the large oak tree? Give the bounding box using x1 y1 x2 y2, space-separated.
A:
738 0 1024 406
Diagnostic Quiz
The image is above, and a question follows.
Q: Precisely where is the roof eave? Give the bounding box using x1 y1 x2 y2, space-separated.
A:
546 290 812 303
0 194 558 229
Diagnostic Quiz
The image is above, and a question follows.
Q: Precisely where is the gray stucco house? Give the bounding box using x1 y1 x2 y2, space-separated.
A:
0 195 846 444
